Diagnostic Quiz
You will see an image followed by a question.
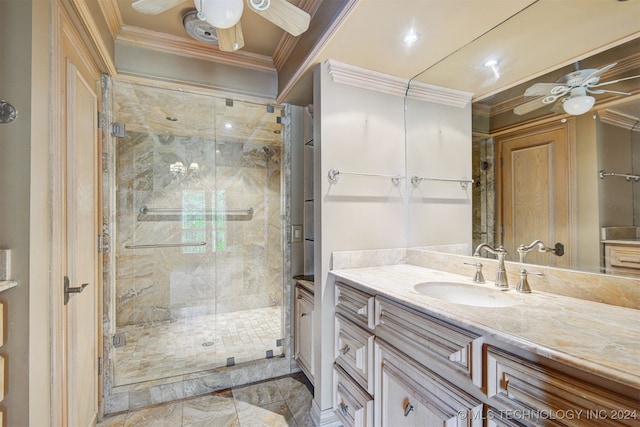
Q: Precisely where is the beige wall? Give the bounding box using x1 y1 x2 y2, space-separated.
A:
0 0 51 425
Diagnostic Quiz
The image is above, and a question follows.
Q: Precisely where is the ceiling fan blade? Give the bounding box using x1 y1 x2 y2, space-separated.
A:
579 62 617 85
217 22 245 52
587 88 631 96
590 74 640 88
524 83 564 97
248 0 310 36
514 97 548 115
131 0 185 14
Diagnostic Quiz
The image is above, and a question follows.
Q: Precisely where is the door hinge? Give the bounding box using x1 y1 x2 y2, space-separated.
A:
97 112 102 129
111 122 126 138
98 357 102 375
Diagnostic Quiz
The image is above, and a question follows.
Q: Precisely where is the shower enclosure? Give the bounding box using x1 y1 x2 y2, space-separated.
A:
104 79 286 388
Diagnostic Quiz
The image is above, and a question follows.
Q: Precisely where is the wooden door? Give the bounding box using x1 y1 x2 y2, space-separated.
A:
496 121 573 268
65 60 100 427
53 5 102 426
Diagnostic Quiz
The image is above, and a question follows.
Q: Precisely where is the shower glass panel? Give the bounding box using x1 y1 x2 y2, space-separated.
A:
111 81 284 386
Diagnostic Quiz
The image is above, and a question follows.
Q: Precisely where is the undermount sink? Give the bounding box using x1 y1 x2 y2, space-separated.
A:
413 281 521 307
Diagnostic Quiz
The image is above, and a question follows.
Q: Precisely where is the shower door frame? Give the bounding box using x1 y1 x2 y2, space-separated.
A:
100 76 295 414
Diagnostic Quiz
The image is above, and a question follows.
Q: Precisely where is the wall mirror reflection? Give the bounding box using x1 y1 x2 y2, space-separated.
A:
471 38 640 277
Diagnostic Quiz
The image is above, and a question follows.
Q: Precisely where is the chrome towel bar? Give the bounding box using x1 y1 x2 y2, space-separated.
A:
411 175 474 189
140 206 254 215
328 168 405 186
598 170 640 182
125 241 207 249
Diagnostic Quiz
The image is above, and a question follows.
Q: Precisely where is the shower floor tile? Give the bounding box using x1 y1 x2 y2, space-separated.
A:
114 307 283 386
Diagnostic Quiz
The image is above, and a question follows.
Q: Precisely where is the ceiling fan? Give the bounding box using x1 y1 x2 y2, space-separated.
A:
514 62 640 116
131 0 311 52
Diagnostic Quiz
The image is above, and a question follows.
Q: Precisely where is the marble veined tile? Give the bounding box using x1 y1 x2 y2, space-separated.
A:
232 380 285 407
235 401 294 427
182 390 239 427
123 401 182 427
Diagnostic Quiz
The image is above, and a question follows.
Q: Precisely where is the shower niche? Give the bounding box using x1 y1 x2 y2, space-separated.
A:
102 79 290 403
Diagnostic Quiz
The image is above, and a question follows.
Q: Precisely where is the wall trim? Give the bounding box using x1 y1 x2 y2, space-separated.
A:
272 0 323 71
325 59 472 108
599 109 640 131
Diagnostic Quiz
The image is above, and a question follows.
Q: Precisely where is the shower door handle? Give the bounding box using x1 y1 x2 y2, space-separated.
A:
64 275 89 305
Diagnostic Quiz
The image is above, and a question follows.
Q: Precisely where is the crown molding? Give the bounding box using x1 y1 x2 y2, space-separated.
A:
325 59 473 108
326 59 408 97
599 109 640 132
98 0 123 40
272 0 323 71
117 25 276 73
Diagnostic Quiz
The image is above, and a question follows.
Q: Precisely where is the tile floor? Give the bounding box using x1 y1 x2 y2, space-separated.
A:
98 373 314 427
114 307 283 386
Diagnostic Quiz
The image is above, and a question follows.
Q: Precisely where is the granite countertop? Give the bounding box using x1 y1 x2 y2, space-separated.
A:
330 264 640 390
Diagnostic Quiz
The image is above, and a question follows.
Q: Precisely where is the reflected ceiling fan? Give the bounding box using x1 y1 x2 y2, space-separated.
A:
514 62 640 116
131 0 311 52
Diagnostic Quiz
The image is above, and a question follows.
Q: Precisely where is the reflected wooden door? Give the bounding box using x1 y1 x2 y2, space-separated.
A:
496 121 573 268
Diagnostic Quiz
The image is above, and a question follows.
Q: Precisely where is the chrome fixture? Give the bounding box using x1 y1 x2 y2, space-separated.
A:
327 168 404 186
410 175 474 189
0 99 17 124
473 244 509 288
464 261 485 284
517 240 564 263
516 269 544 293
599 170 640 182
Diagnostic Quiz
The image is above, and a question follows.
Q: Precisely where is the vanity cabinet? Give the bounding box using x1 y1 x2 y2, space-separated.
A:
334 282 376 427
604 242 640 277
294 280 314 384
332 279 640 427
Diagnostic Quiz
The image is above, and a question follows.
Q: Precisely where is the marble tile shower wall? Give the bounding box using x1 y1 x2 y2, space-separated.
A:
116 131 283 327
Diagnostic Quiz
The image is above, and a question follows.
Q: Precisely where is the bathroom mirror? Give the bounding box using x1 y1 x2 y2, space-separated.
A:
409 36 639 277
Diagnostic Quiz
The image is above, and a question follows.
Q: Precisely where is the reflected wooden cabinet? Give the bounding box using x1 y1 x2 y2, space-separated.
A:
294 282 314 384
604 242 640 277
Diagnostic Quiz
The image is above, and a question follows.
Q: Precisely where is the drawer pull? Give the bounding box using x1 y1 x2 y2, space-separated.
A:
341 344 351 355
403 398 414 417
339 401 349 416
301 312 309 317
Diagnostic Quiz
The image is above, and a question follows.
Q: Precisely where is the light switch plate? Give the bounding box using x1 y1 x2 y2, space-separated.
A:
291 225 303 243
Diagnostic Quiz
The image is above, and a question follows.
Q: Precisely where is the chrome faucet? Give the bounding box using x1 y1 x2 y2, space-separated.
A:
517 240 565 263
516 269 544 293
473 243 509 288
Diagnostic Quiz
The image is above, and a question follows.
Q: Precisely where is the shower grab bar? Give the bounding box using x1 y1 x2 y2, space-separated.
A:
328 168 405 186
140 206 254 215
125 241 207 249
411 175 474 189
598 170 640 182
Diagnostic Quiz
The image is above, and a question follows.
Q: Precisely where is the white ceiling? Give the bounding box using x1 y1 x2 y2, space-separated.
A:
111 0 640 106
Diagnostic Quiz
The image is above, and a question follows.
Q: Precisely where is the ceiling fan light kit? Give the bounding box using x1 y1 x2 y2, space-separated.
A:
563 95 596 116
195 0 244 29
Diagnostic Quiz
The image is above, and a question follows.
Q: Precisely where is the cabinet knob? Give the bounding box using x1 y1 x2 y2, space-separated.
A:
300 312 309 317
403 398 414 417
339 401 349 416
341 344 351 355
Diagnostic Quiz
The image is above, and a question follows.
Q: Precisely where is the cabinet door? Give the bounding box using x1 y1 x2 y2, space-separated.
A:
375 340 482 427
295 285 314 383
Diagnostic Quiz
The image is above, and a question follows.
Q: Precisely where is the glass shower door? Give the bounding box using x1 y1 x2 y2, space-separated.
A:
110 80 284 387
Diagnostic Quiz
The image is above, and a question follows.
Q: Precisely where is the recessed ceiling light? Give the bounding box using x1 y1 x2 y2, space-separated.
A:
404 30 419 47
483 59 498 68
483 59 500 79
224 122 233 129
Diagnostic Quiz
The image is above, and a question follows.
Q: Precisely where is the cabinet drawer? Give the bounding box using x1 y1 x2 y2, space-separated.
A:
336 282 375 330
487 347 640 426
294 285 314 384
335 313 375 394
375 339 483 427
375 296 483 388
334 364 373 427
608 246 640 270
